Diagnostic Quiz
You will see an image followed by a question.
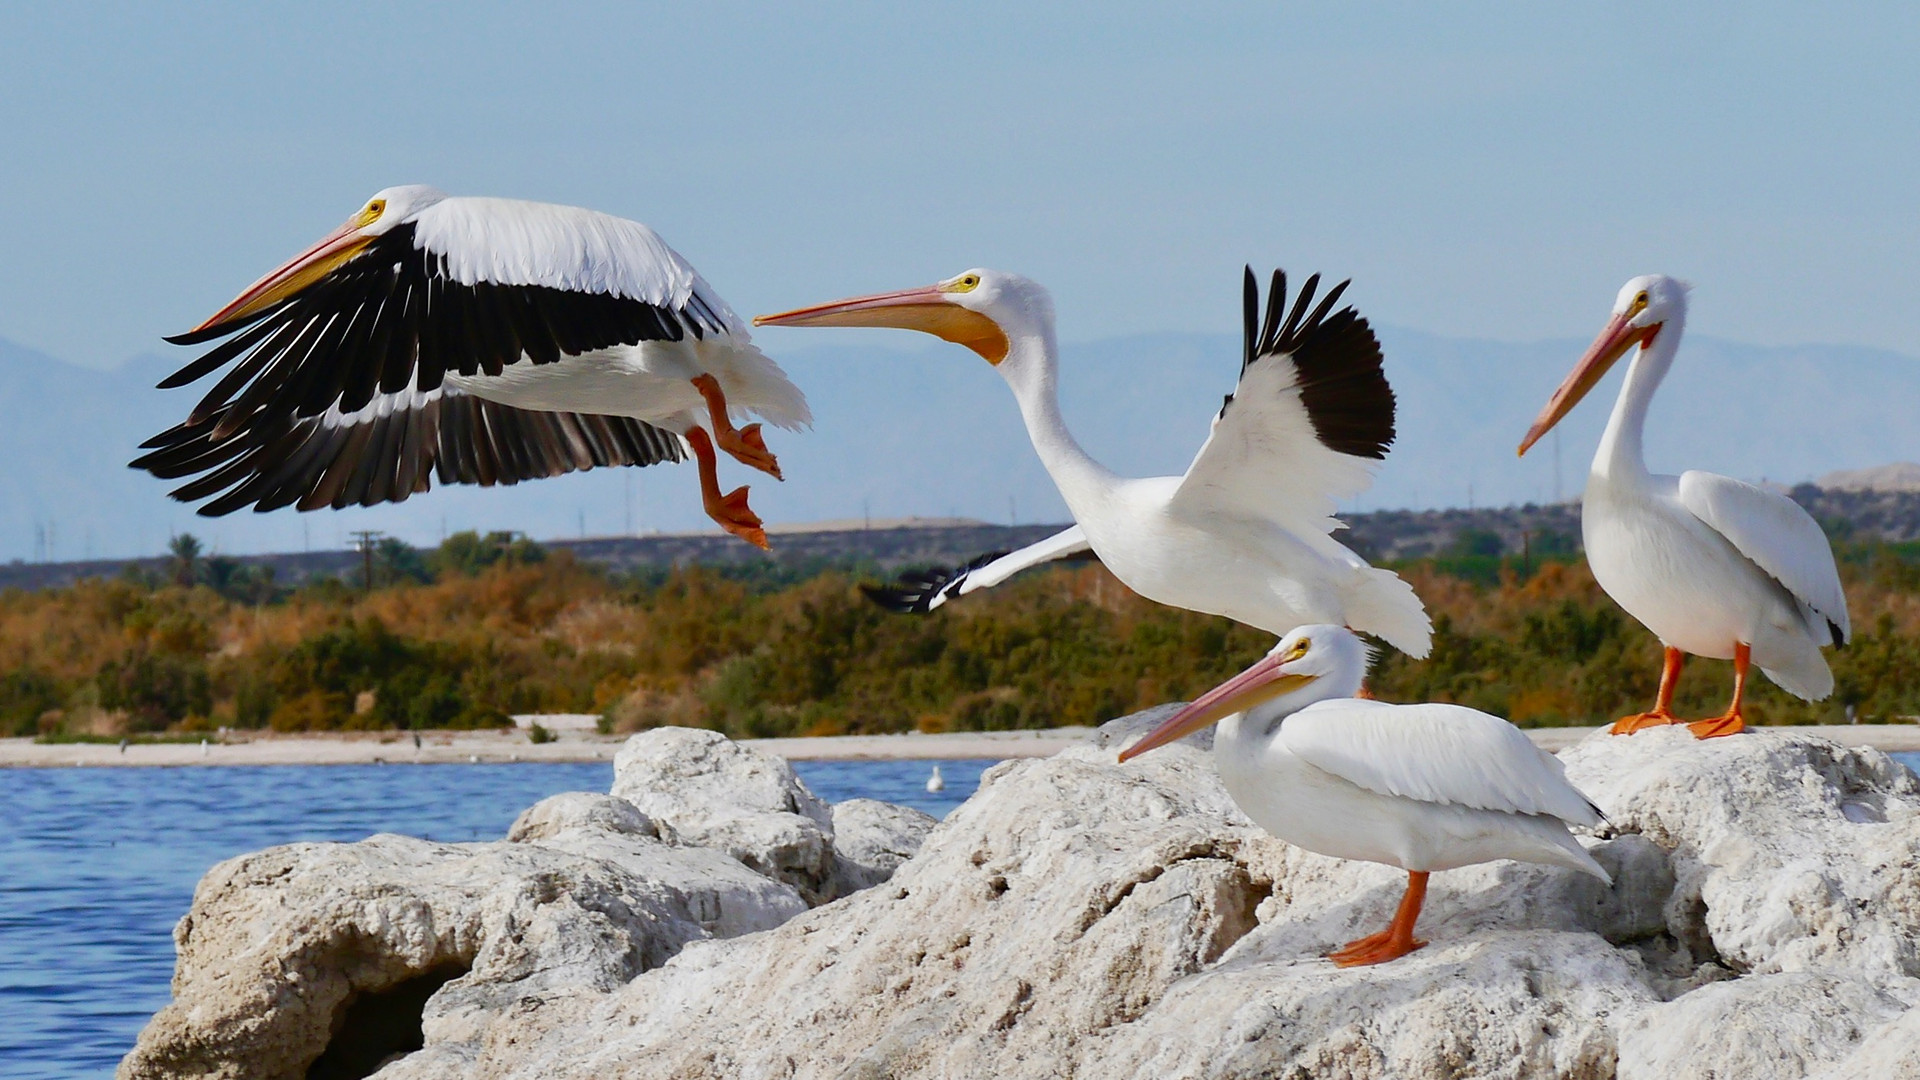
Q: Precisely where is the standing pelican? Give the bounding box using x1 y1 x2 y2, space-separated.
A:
1519 276 1849 737
132 186 810 549
755 269 1431 657
1119 625 1610 966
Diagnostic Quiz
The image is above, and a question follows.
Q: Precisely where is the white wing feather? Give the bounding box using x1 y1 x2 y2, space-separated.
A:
1281 700 1601 826
1168 354 1381 531
1677 471 1850 642
413 197 748 334
943 525 1091 605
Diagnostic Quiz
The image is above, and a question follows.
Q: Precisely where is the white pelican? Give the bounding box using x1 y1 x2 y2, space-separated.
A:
1118 625 1610 966
756 269 1432 657
926 764 945 793
1518 276 1849 737
132 185 809 550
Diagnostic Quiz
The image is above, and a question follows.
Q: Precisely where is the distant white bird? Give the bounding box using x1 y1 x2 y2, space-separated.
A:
926 764 945 793
133 186 810 549
757 269 1431 656
1519 276 1849 737
1119 625 1610 966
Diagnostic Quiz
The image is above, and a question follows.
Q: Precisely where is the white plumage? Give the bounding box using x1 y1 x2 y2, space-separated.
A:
759 268 1432 657
1519 275 1849 734
1119 625 1608 966
135 185 807 549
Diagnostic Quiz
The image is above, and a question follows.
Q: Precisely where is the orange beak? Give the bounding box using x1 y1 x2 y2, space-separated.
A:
167 217 376 345
1517 313 1660 456
754 285 1010 364
1117 656 1318 763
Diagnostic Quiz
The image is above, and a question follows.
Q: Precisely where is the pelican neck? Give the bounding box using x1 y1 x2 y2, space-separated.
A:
1592 314 1684 485
998 330 1119 513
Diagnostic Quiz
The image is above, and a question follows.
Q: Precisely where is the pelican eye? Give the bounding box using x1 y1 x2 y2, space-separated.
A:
364 199 387 221
1631 291 1649 312
945 274 982 293
1289 638 1311 659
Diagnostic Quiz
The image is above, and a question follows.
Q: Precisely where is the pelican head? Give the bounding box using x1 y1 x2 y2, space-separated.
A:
172 185 449 342
1117 624 1366 763
753 268 1054 367
1518 274 1690 456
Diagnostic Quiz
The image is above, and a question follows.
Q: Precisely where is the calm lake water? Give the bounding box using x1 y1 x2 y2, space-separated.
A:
5 752 1917 1079
0 758 1000 1080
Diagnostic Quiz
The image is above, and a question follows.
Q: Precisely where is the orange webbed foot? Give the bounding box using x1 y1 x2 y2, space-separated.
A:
1328 933 1426 968
1610 709 1680 736
719 422 782 480
705 484 769 551
1687 711 1746 739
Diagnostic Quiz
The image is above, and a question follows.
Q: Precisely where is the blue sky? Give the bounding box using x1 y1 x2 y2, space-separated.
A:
2 4 1919 557
5 3 1919 367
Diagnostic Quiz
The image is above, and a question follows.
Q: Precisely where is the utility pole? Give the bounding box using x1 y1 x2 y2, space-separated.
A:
350 530 384 592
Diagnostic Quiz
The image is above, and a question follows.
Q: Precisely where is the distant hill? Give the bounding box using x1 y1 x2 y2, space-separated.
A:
5 324 1917 563
7 486 1917 593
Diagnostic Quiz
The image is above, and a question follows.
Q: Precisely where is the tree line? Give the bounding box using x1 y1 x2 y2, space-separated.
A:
3 530 1916 740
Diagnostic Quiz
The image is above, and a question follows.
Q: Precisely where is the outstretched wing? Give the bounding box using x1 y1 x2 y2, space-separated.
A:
1282 699 1602 826
1677 471 1850 645
142 196 735 512
862 526 1094 613
130 385 684 516
1167 268 1395 530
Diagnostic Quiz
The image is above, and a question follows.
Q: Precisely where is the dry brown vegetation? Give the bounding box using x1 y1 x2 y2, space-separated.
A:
3 534 1916 740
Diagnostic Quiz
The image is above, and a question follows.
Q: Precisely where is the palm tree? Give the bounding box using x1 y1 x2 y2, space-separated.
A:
167 533 202 588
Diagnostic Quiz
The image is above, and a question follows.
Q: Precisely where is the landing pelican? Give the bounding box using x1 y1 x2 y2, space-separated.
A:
1519 276 1849 737
756 269 1431 656
1119 625 1610 966
133 186 810 549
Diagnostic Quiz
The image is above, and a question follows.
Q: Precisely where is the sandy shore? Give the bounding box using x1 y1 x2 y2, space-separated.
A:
1 723 1914 769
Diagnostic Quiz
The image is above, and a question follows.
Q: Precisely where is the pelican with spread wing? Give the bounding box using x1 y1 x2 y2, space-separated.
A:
758 268 1430 657
132 186 809 549
1119 625 1610 966
1518 275 1849 737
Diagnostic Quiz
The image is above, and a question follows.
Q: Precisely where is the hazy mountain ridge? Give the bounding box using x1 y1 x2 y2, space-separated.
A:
3 326 1916 563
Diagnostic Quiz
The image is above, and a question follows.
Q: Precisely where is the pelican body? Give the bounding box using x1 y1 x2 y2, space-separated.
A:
1119 626 1609 966
134 186 809 549
756 269 1432 657
1519 276 1849 736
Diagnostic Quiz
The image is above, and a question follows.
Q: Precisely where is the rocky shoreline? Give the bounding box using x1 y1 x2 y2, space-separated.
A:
119 716 1920 1079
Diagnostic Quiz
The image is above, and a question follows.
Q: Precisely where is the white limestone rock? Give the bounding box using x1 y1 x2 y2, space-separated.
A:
1558 726 1920 984
1618 972 1913 1079
507 791 656 842
611 727 837 900
118 824 804 1080
121 719 1920 1080
828 797 939 896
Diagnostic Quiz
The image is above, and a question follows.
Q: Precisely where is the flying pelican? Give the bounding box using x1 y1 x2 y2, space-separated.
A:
131 185 809 549
1518 276 1849 737
1118 625 1610 966
755 269 1432 657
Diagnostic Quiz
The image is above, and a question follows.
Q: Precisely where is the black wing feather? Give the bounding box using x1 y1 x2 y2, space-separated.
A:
1225 266 1396 461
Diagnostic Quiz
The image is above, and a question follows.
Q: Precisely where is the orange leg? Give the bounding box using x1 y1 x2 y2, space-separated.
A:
1688 642 1749 739
1329 870 1429 967
1611 647 1686 735
691 374 781 480
687 427 768 551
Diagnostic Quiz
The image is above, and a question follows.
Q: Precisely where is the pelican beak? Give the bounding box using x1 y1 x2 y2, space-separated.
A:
1517 313 1660 456
754 285 1010 364
167 217 376 344
1117 657 1319 763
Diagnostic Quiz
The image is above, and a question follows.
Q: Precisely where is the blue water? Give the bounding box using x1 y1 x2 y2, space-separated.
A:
0 758 999 1080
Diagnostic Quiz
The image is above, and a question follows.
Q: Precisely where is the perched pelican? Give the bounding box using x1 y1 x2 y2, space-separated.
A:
1518 276 1849 737
1118 625 1610 966
756 269 1432 657
132 186 810 549
926 764 945 793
